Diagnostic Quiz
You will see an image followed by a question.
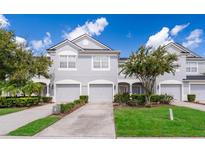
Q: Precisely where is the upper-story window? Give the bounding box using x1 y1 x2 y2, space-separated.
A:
186 62 198 73
59 50 77 70
92 56 110 70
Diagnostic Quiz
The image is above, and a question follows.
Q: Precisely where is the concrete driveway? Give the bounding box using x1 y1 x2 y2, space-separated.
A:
0 103 54 135
36 103 115 138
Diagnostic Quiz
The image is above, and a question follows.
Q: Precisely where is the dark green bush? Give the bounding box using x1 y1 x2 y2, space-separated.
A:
0 97 40 108
74 99 81 104
79 95 88 103
41 96 52 103
127 99 140 106
150 95 163 102
114 93 130 104
187 94 196 102
60 98 86 114
130 94 146 105
60 103 73 113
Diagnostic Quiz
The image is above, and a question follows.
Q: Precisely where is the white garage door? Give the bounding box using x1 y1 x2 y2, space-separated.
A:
191 84 205 101
89 84 113 103
161 84 182 101
56 84 80 103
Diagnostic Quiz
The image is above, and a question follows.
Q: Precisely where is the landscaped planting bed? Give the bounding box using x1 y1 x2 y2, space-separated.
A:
8 95 88 136
114 105 205 137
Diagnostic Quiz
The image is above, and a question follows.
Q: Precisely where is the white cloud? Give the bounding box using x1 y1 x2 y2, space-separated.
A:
0 14 10 29
182 29 203 49
170 23 190 36
15 36 27 47
146 27 173 49
30 32 52 54
63 17 108 40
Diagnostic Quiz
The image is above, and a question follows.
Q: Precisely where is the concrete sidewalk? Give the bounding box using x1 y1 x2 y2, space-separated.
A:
172 101 205 112
0 103 54 135
36 103 115 138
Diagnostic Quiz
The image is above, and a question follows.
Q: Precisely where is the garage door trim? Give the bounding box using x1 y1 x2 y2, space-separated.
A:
159 80 183 101
88 80 114 102
54 79 82 102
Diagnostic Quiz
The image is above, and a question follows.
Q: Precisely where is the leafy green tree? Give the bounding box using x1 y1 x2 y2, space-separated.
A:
22 81 44 96
0 29 17 81
121 46 178 105
0 28 52 96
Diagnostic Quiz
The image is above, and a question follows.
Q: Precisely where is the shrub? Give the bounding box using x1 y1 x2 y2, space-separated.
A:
187 94 196 102
41 96 52 103
60 103 73 113
79 95 88 103
74 99 81 105
60 98 86 114
127 99 142 106
114 93 130 104
150 95 163 102
130 94 146 105
160 94 173 104
0 97 40 108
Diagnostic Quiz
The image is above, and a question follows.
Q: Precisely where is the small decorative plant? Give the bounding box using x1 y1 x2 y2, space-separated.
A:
187 94 196 102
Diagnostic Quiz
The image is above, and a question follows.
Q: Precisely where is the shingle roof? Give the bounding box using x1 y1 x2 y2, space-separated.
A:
184 75 205 80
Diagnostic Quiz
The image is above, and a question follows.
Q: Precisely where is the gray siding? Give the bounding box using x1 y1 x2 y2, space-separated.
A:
73 37 107 49
50 43 118 100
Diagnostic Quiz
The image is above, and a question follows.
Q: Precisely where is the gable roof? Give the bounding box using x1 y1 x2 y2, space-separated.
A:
47 39 84 51
71 33 112 50
165 42 201 58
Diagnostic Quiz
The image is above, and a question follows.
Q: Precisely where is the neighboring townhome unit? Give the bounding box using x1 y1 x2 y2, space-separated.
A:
119 42 205 101
47 34 120 103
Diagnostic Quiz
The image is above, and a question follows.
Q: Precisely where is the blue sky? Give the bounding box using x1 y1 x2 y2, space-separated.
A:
2 14 205 57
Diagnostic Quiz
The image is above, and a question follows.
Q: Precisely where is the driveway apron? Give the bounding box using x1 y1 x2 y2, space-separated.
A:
36 103 115 138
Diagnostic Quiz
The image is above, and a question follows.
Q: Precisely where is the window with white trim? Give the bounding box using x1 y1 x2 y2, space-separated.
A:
93 56 109 70
186 62 197 73
59 55 77 69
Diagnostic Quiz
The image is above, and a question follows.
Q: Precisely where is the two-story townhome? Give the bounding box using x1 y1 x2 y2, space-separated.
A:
36 34 205 103
46 34 120 103
119 42 205 101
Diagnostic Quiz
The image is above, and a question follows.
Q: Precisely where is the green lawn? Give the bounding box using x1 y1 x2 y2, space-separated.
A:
8 115 61 136
114 105 205 137
0 108 26 116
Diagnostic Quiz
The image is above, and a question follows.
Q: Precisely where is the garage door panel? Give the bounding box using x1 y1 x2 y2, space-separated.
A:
191 84 205 101
56 84 80 103
89 84 113 103
161 84 181 101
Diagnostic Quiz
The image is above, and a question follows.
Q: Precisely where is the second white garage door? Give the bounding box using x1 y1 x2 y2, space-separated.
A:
89 84 113 103
56 84 80 103
190 84 205 101
161 84 182 101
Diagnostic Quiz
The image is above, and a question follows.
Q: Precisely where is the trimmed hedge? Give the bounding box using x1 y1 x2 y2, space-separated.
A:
0 96 53 108
41 96 52 103
187 94 196 102
114 93 173 106
79 95 88 103
0 97 40 108
131 94 146 105
60 95 88 114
